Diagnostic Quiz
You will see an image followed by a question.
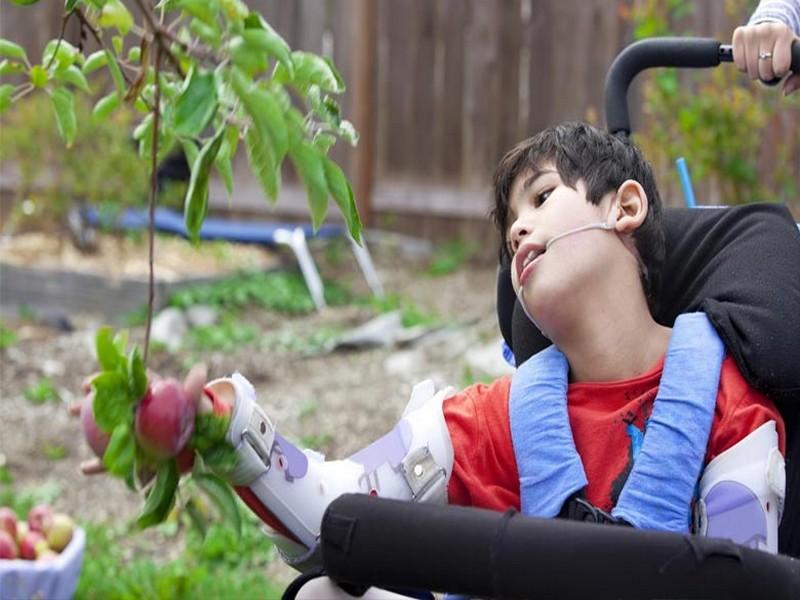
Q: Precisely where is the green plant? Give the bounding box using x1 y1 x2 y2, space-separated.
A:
185 315 257 352
43 443 69 460
170 269 351 314
426 238 477 277
628 0 800 205
23 377 61 405
0 92 148 225
76 510 282 600
365 292 442 328
262 326 339 356
0 321 17 350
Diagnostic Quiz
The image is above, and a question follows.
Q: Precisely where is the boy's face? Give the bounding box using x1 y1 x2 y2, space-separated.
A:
506 163 620 322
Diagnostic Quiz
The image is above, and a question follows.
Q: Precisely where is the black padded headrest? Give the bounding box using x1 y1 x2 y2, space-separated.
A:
497 204 800 403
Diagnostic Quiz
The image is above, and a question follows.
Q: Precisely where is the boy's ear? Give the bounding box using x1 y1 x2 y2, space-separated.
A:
613 180 648 234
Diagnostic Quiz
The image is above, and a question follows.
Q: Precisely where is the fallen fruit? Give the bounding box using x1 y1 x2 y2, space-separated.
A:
45 513 74 552
27 504 53 534
81 391 111 458
0 507 17 539
15 521 28 545
135 379 196 460
19 530 48 560
0 530 18 559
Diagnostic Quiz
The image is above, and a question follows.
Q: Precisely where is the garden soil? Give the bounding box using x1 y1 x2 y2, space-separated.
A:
0 233 500 588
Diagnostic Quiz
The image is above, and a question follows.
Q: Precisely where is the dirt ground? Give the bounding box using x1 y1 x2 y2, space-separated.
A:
0 232 501 587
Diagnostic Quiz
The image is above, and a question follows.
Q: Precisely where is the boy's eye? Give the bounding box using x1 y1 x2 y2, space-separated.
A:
534 188 552 207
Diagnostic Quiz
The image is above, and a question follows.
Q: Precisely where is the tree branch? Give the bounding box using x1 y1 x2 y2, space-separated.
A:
143 41 163 365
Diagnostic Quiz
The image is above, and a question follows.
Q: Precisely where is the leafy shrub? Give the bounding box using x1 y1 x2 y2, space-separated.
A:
0 92 148 227
628 0 800 205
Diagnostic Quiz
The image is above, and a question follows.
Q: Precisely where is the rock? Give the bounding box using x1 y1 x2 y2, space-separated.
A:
186 305 218 328
464 336 515 379
150 307 188 352
334 311 404 350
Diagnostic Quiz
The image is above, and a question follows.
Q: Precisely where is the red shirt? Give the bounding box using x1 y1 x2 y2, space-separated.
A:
444 356 785 514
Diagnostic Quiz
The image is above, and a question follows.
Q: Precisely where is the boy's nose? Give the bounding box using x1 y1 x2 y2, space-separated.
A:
509 220 532 253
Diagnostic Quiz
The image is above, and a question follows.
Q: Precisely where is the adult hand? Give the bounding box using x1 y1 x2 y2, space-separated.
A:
732 22 800 95
69 363 208 475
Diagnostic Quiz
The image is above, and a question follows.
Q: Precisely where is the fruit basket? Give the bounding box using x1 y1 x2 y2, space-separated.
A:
0 526 86 600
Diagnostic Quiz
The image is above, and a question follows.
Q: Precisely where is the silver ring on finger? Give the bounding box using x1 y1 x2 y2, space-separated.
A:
758 51 773 60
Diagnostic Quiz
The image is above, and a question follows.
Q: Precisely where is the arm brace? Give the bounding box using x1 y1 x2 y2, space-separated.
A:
210 374 456 570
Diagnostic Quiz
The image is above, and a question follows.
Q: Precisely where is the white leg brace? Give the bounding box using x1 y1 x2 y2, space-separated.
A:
208 374 456 570
693 420 785 553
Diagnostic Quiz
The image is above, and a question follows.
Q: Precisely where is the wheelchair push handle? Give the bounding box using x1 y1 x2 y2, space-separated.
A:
605 37 800 136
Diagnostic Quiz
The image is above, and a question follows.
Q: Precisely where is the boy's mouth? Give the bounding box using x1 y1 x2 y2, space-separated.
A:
515 242 546 287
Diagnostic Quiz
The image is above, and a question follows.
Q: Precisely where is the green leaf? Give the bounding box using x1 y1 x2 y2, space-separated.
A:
290 141 329 230
133 113 153 141
29 65 48 88
198 442 238 471
0 84 14 115
229 68 288 161
50 87 77 147
172 66 217 137
275 51 345 94
92 91 120 122
180 139 199 169
323 158 362 242
227 36 269 76
54 65 90 93
102 423 136 479
0 60 25 75
127 46 141 63
99 0 134 35
0 40 27 62
162 0 218 26
137 460 179 529
96 326 123 371
189 18 221 48
66 0 80 12
240 27 293 78
184 128 225 243
43 39 79 70
127 347 147 401
104 49 126 95
82 50 107 74
337 120 359 146
243 127 278 201
193 472 241 537
190 412 229 453
91 371 133 433
214 127 237 197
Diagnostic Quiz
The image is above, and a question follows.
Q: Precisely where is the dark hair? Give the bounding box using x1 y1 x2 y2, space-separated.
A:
491 121 665 310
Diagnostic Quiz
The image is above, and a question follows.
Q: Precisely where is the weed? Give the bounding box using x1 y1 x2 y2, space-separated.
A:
299 432 334 451
24 377 60 405
43 444 68 461
262 327 339 356
76 504 282 600
0 321 17 350
185 316 258 352
426 238 477 277
460 365 496 389
170 270 351 315
365 293 441 328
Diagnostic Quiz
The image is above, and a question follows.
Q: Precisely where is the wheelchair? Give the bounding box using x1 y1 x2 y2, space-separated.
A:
306 38 800 600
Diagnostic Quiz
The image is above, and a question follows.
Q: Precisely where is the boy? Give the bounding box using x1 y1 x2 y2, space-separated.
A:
78 123 788 596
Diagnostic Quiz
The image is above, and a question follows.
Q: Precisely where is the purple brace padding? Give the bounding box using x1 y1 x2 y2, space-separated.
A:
274 433 309 481
348 420 413 473
705 480 768 549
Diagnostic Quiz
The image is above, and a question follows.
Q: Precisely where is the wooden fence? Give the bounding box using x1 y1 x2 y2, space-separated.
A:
2 1 797 243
